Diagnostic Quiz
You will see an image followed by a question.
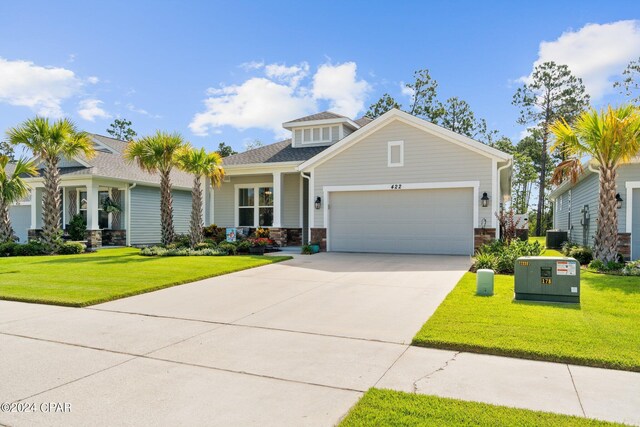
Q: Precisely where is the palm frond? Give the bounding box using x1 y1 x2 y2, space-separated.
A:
550 158 583 186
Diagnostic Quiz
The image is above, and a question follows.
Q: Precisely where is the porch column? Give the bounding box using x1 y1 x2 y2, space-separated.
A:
30 188 37 229
273 172 282 227
86 181 100 230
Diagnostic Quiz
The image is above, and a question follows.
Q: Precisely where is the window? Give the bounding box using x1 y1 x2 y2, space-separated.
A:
294 125 341 145
388 141 404 167
98 191 110 229
237 185 273 227
79 191 88 222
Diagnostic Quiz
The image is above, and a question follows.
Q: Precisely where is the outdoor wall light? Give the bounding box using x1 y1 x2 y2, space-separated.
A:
481 192 490 208
315 196 322 210
616 193 623 209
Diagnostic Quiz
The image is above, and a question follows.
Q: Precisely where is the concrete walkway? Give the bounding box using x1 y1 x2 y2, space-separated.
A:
0 253 638 426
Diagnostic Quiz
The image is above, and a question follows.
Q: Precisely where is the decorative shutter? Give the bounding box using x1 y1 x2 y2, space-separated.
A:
68 189 77 219
111 189 121 229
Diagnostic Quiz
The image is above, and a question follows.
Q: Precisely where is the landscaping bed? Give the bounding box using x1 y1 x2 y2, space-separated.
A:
0 248 290 307
339 389 623 427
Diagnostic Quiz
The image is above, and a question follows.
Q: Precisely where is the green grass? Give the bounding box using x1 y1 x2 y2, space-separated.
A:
339 389 624 427
413 268 640 371
0 248 291 307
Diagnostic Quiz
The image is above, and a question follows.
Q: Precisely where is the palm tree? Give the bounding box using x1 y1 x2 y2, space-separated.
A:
0 156 37 243
6 117 94 249
177 146 224 248
125 131 185 245
550 105 640 262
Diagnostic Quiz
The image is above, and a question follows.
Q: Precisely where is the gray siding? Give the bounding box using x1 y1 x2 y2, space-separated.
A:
212 174 272 227
554 191 570 231
9 205 30 243
282 173 301 227
313 120 494 227
616 163 640 233
566 173 599 246
633 188 640 259
129 185 191 245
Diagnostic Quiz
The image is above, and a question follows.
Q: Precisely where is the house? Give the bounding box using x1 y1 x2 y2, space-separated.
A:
8 134 194 248
215 109 512 255
549 161 639 260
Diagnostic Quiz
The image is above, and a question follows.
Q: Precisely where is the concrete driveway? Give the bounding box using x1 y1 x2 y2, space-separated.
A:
0 253 470 427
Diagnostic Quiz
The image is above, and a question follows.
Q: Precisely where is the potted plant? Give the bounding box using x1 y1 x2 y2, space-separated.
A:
309 242 320 254
102 197 122 213
248 237 270 255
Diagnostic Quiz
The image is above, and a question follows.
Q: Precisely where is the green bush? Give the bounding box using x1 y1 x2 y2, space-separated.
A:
195 241 216 251
67 214 87 241
172 234 191 248
622 260 640 276
475 239 543 274
203 224 226 243
301 244 314 255
474 252 494 270
13 241 48 256
588 259 605 272
561 241 576 256
236 240 250 253
568 246 593 265
0 242 19 256
605 261 624 272
217 242 237 255
140 246 223 257
57 242 86 255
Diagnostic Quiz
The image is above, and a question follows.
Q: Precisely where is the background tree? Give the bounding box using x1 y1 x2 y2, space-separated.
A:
7 117 95 250
439 97 478 137
550 105 640 263
125 131 185 245
0 156 37 242
177 146 224 248
512 61 590 236
614 57 640 104
404 69 443 121
107 118 137 141
0 140 14 159
244 139 263 151
216 142 237 157
365 93 401 119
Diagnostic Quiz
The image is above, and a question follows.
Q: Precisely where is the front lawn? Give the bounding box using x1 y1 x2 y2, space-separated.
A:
413 270 640 371
339 389 624 427
0 248 291 307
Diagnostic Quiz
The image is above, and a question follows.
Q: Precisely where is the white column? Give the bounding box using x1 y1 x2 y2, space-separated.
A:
30 188 37 229
273 172 282 227
86 181 100 230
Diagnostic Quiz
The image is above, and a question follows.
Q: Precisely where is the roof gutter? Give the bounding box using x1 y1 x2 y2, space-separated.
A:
125 183 136 246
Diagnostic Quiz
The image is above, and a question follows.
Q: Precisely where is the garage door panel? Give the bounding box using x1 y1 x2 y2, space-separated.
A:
329 188 473 255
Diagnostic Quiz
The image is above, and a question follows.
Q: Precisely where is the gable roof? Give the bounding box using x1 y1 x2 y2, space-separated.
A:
288 111 348 123
282 110 361 130
298 109 511 171
223 139 329 166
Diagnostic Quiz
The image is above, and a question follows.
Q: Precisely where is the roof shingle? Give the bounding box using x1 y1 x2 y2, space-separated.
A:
223 139 329 166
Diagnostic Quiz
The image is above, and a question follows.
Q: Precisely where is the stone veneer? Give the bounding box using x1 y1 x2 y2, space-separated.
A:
310 228 327 252
102 229 127 246
268 228 288 247
618 232 631 261
474 228 496 253
85 230 102 250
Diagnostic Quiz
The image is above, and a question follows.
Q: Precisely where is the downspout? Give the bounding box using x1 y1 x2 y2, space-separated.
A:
126 183 136 246
496 158 512 240
301 172 311 244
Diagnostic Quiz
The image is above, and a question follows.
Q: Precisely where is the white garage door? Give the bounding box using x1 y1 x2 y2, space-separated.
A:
9 205 31 243
328 188 473 255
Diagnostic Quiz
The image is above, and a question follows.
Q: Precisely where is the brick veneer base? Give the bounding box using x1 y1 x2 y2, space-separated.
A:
310 228 327 251
474 228 496 253
618 232 631 261
286 228 302 246
86 230 102 250
102 229 126 246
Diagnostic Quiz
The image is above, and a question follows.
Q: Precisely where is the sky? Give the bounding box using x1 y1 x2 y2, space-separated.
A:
0 0 639 155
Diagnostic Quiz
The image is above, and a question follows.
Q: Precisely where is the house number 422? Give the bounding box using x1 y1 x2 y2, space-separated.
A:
390 184 402 189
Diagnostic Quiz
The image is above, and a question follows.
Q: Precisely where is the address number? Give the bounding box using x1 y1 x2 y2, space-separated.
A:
390 184 402 189
541 278 552 285
519 261 529 266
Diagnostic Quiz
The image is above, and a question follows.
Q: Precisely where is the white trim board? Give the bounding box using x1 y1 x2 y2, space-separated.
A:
234 182 275 228
322 181 480 253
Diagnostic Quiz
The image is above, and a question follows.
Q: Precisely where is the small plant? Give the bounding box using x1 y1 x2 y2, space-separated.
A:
57 242 86 255
301 244 313 255
67 214 87 241
203 224 227 243
474 252 495 270
217 242 237 255
568 246 593 265
172 234 191 248
13 241 48 256
102 197 122 213
0 242 18 257
249 237 271 247
622 260 640 276
236 240 251 253
255 228 270 238
587 259 605 272
494 210 522 244
474 239 542 274
140 245 223 257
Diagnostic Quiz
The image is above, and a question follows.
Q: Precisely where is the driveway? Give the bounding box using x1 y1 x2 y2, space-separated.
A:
0 253 470 427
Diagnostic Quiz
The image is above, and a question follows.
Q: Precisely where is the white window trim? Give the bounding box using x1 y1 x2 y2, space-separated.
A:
387 140 404 167
234 182 275 228
294 125 341 146
322 181 480 252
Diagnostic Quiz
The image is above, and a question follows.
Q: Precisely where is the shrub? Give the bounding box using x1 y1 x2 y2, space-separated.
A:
605 261 624 272
0 242 19 257
67 214 87 241
217 242 237 255
301 244 314 255
140 246 223 257
57 242 86 255
474 252 495 270
568 246 593 265
561 241 576 256
203 225 227 243
622 260 640 276
588 259 605 272
236 240 251 253
255 227 270 238
195 242 216 251
249 237 271 247
474 239 542 274
13 241 48 256
172 234 191 248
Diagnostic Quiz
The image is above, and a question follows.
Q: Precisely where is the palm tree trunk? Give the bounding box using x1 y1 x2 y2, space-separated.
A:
593 165 619 263
41 156 62 251
189 175 203 248
160 170 175 245
0 200 14 243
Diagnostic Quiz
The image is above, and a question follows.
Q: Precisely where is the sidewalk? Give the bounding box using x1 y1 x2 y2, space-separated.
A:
375 346 640 426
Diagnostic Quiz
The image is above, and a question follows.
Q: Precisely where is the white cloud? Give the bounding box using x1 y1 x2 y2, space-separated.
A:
77 98 111 121
239 61 264 71
0 57 83 117
127 103 161 119
87 76 100 84
312 62 370 118
190 61 370 137
522 20 640 100
400 81 414 98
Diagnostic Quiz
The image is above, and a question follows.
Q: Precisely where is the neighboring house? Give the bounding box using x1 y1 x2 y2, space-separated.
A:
8 134 194 248
549 161 638 260
216 109 512 255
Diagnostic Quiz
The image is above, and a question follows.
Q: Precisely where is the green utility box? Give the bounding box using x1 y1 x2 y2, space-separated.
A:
476 269 494 296
514 256 580 303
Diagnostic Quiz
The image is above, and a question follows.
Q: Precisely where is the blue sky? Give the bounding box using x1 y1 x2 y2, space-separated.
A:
1 1 639 154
